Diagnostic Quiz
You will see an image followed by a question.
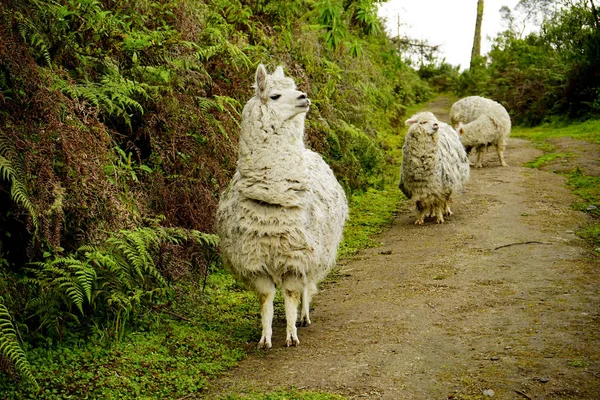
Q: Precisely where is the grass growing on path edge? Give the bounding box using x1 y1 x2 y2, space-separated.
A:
515 119 600 252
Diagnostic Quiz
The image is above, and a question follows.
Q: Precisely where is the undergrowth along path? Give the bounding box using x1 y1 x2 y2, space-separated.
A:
207 99 600 399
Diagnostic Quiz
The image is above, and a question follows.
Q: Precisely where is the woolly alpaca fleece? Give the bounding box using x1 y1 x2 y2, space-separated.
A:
216 64 348 349
449 96 511 168
399 112 470 224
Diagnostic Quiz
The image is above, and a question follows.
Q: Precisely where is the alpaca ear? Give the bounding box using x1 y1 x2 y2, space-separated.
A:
405 117 418 126
255 64 268 95
273 66 285 78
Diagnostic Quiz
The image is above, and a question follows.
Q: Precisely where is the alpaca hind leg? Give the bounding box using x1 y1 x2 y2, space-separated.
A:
497 144 508 167
300 282 317 327
254 275 276 349
282 276 303 346
475 149 484 168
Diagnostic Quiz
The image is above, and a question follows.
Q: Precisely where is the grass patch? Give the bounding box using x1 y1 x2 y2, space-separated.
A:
566 168 600 212
338 121 406 258
512 119 600 144
524 152 569 169
577 224 600 250
339 187 405 258
0 270 260 399
567 360 589 368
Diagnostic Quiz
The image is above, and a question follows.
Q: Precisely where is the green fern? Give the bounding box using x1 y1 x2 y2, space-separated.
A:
0 135 39 234
13 11 52 66
51 62 152 128
0 300 38 390
26 226 218 341
29 257 96 315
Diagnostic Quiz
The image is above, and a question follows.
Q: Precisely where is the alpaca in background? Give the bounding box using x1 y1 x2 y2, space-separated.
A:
400 112 470 224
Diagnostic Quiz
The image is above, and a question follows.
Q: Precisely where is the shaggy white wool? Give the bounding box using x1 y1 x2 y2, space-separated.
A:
449 96 512 168
216 64 348 349
400 112 469 225
449 95 508 128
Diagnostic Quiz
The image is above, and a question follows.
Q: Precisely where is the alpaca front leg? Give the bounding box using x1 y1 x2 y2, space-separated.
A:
435 207 445 224
254 276 276 349
444 203 453 216
414 201 426 225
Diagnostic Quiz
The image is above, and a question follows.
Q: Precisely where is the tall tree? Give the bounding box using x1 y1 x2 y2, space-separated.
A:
470 0 485 68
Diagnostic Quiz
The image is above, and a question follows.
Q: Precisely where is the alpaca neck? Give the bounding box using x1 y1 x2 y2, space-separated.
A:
236 106 308 206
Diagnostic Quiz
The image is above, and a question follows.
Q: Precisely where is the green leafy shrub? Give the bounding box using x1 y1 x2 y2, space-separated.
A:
25 227 218 343
452 2 600 124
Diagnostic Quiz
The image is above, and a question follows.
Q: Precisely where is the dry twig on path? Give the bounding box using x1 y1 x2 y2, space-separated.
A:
494 241 552 250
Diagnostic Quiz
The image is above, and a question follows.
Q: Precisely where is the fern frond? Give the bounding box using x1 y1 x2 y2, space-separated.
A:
0 156 39 233
0 301 38 390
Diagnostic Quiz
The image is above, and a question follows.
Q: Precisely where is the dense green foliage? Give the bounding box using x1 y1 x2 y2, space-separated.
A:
0 0 427 394
455 0 600 125
418 1 600 125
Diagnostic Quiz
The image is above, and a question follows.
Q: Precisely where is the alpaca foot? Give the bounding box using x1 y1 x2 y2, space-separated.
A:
258 336 272 350
285 334 300 347
298 316 311 327
501 162 509 167
414 218 424 225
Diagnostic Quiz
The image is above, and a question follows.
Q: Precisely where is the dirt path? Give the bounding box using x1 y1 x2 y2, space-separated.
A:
207 100 600 399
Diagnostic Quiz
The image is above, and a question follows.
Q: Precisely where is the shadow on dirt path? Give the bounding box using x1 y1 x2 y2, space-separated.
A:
207 97 600 400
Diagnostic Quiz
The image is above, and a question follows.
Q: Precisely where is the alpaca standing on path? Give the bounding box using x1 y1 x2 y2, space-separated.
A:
400 112 470 224
449 96 511 168
216 64 348 349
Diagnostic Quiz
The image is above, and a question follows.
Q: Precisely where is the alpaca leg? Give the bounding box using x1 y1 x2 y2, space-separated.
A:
435 206 445 224
444 203 453 216
415 201 425 225
254 275 276 349
300 282 317 327
282 277 302 346
475 149 484 168
444 195 453 216
497 144 508 167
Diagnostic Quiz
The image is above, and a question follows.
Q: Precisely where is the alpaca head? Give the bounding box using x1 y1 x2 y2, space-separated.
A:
254 64 311 121
405 112 439 137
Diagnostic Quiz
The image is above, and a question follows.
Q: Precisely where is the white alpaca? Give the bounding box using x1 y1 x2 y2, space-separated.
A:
399 112 470 224
216 64 348 349
449 96 511 168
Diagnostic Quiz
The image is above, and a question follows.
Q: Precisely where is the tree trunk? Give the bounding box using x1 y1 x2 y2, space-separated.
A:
590 0 600 31
470 0 485 68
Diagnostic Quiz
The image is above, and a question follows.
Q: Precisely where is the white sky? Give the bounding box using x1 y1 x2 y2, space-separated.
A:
377 0 524 69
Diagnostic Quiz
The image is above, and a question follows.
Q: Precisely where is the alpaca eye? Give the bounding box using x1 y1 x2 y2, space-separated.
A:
270 94 281 100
